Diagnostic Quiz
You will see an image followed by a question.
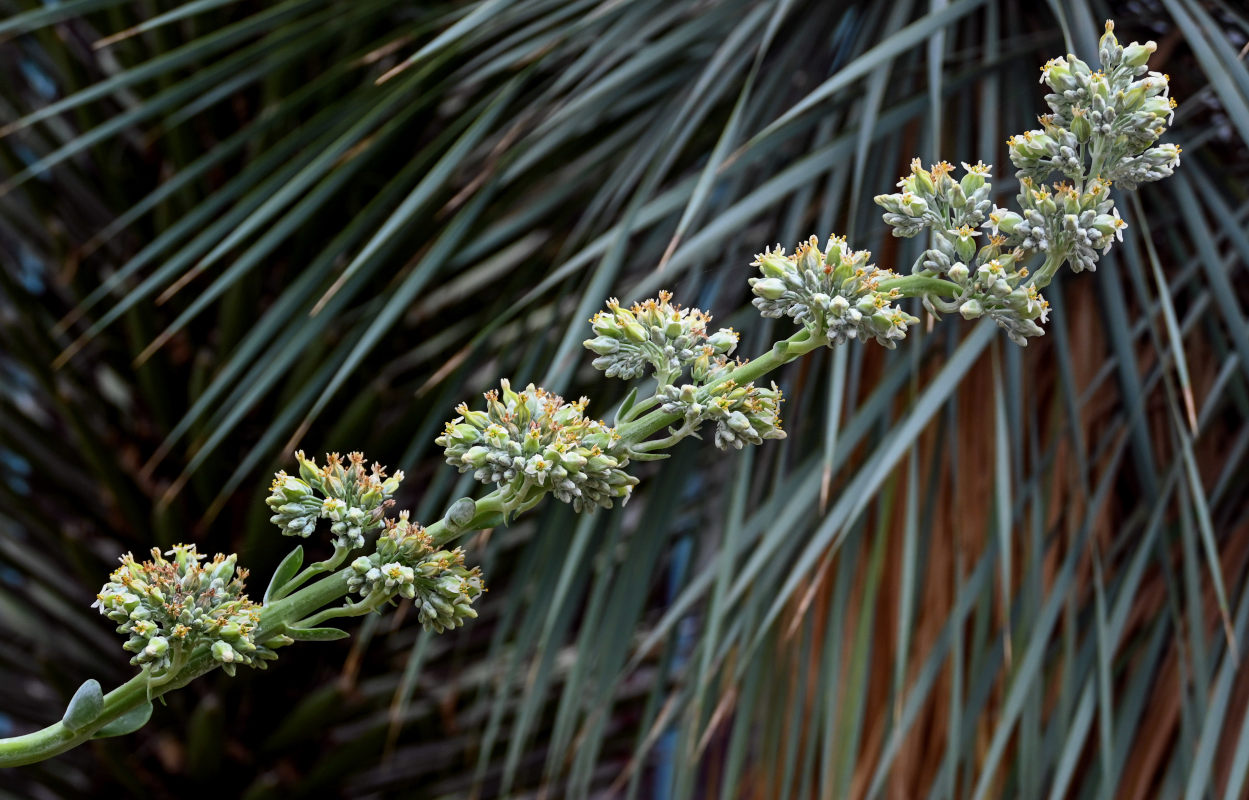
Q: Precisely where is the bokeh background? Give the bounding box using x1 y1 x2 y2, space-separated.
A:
2 0 1248 797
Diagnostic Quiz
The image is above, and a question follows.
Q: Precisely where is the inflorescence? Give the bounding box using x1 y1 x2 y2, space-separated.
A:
870 21 1176 345
267 450 401 550
93 545 271 678
66 21 1179 753
348 513 484 633
437 379 638 513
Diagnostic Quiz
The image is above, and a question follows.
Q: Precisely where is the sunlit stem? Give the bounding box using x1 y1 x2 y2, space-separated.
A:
273 542 351 600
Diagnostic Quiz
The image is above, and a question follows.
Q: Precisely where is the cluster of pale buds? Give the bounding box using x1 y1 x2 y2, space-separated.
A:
583 290 738 383
437 380 637 513
749 236 919 349
92 545 272 677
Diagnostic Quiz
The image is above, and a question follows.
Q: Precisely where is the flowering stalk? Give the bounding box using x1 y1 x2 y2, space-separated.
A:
0 21 1178 767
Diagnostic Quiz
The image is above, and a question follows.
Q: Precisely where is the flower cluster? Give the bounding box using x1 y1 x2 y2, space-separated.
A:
749 235 920 349
347 514 484 633
874 159 995 241
1033 22 1179 190
584 291 739 382
861 21 1177 347
1005 22 1177 265
266 451 401 550
92 545 271 677
658 380 786 450
989 178 1126 273
437 380 638 513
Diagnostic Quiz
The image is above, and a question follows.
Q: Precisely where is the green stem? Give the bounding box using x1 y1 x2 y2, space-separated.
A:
1028 250 1067 290
876 275 961 298
295 590 387 628
274 543 349 600
618 327 822 446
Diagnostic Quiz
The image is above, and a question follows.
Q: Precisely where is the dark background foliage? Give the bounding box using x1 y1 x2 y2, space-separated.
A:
1 0 1248 797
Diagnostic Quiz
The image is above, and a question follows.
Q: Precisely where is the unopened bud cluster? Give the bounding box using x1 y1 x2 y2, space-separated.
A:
437 380 637 513
750 235 919 349
266 451 401 549
584 291 739 382
92 545 270 677
347 515 483 633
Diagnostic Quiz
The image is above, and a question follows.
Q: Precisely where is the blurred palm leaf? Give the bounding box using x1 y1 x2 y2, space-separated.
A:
1 0 1248 797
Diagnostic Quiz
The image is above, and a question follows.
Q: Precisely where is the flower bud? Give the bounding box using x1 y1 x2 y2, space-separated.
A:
1122 41 1156 68
591 314 620 336
752 278 788 300
757 252 791 278
910 160 935 194
959 299 984 320
583 336 620 355
212 641 235 663
706 329 737 353
451 423 479 444
462 446 490 468
619 317 648 343
947 183 967 209
1071 109 1092 142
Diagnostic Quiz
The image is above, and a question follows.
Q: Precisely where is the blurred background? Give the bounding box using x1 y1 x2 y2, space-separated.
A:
1 0 1248 797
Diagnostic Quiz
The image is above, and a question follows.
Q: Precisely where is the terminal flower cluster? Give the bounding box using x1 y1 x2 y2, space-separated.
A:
437 380 638 513
92 545 270 678
869 22 1176 345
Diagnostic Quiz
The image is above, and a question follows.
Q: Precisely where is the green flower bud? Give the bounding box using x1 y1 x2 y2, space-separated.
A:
620 318 648 342
1122 40 1156 68
752 278 788 300
451 423 480 444
296 452 320 486
948 183 967 209
212 641 235 663
706 329 738 353
757 252 791 278
583 336 620 355
959 299 984 320
463 446 490 467
1071 108 1092 142
911 161 935 194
